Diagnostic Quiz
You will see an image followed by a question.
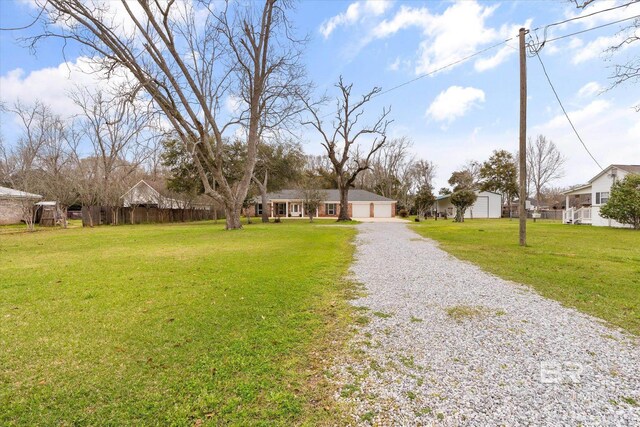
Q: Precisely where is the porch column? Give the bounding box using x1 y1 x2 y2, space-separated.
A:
565 195 570 210
270 202 274 218
301 201 305 218
285 201 289 217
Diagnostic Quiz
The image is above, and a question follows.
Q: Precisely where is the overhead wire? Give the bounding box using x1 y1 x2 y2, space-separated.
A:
324 2 640 110
531 0 639 33
530 42 604 171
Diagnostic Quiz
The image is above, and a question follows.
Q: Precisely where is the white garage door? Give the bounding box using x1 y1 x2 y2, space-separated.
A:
352 204 370 218
373 203 392 218
470 196 489 218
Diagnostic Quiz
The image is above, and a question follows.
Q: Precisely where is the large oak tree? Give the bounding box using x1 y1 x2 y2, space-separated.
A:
32 0 305 229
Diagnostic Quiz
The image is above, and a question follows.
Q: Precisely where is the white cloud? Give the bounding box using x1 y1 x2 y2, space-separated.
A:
371 1 526 75
545 99 610 129
0 57 115 118
388 57 401 71
531 99 640 186
563 0 640 29
320 0 393 39
224 95 243 114
426 86 485 124
577 81 603 98
572 33 631 64
474 45 513 72
568 37 584 49
372 5 431 38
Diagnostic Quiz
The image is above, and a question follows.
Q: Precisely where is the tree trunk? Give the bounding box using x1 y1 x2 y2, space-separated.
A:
224 204 242 230
260 190 269 223
338 185 351 221
61 206 68 228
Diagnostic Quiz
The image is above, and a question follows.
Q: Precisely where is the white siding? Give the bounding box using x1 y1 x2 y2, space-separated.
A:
590 167 632 228
352 203 370 218
436 191 501 219
373 203 392 218
470 196 488 218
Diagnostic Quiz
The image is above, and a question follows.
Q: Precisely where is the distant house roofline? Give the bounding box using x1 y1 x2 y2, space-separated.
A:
0 186 42 199
436 190 501 201
588 164 640 184
256 188 396 203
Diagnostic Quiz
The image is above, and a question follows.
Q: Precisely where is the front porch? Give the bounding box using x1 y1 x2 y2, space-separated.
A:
258 200 319 219
563 206 592 224
562 184 592 225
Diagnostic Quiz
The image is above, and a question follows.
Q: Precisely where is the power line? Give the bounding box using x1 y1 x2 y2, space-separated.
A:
312 7 639 119
544 14 640 44
360 13 639 103
373 38 515 99
531 0 639 33
531 47 604 171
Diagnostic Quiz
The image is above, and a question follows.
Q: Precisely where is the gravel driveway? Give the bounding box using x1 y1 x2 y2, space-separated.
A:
334 223 640 426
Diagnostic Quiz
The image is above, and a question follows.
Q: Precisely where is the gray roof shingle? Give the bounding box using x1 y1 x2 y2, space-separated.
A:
262 189 394 202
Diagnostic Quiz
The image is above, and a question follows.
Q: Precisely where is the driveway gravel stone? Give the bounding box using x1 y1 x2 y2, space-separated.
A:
333 223 640 426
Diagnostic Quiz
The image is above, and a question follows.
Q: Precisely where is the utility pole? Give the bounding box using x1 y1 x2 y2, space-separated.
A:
519 28 527 247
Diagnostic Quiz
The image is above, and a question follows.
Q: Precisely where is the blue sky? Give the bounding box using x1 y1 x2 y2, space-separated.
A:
1 0 639 191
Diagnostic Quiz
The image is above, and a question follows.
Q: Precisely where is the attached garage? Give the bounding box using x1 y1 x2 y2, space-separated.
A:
373 203 392 218
352 203 370 218
435 191 502 219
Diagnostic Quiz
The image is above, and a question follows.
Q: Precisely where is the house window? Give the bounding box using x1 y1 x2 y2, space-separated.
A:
595 192 609 204
256 203 262 215
326 203 337 215
277 203 286 216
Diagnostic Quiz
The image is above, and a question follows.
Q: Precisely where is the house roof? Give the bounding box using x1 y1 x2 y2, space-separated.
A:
120 179 161 199
436 190 501 201
562 165 640 195
562 183 592 196
264 188 395 202
588 164 640 183
0 185 42 199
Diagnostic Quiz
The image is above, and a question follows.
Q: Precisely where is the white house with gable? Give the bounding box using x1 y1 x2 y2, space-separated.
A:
562 164 640 227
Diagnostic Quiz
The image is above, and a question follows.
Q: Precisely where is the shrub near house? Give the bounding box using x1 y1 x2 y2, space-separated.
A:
600 174 640 230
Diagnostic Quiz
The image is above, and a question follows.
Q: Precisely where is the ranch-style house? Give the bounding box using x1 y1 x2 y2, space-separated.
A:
247 189 396 219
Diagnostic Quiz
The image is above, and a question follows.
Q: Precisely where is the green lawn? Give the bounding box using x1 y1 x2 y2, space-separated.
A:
411 219 640 335
0 220 356 426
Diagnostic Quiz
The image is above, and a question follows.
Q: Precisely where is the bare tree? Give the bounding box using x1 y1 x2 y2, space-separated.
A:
302 77 391 221
304 154 338 189
2 101 54 230
527 135 566 208
356 136 415 209
252 139 305 223
411 159 437 193
32 0 305 229
35 114 77 227
72 88 151 224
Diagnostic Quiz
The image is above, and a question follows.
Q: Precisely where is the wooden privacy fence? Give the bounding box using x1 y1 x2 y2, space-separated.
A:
81 206 221 227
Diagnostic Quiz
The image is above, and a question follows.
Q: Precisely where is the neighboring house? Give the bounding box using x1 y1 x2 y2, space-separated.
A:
435 191 502 219
562 164 640 227
0 186 42 225
247 189 396 218
121 180 212 210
